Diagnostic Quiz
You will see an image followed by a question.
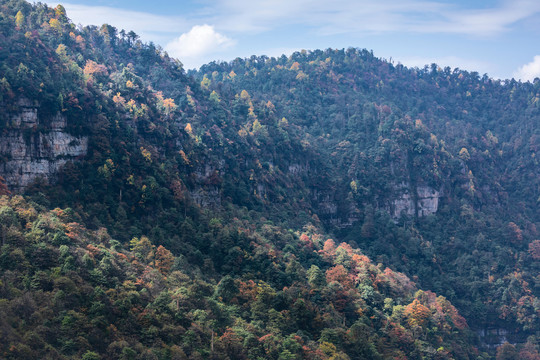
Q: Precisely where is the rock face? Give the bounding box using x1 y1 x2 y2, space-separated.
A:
311 188 360 228
189 186 221 207
288 163 308 175
0 98 88 191
416 186 440 216
388 182 440 219
476 328 512 350
188 162 223 207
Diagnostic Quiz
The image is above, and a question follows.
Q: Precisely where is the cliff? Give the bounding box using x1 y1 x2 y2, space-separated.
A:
387 182 440 219
0 98 88 191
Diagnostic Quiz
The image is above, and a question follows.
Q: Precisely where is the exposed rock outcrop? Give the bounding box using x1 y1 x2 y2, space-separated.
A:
417 186 440 216
188 162 224 207
311 188 360 228
288 163 309 175
475 325 530 352
0 98 88 191
189 186 221 207
388 182 440 219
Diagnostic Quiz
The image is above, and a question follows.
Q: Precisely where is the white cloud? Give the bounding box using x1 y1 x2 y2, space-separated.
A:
165 25 235 69
514 56 540 82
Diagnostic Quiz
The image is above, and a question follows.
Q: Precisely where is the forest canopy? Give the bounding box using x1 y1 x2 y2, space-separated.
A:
0 0 538 359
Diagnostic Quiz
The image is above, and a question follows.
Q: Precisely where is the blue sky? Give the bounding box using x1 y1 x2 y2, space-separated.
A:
42 0 540 80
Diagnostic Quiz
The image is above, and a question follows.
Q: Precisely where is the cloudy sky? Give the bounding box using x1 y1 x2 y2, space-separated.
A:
43 0 540 80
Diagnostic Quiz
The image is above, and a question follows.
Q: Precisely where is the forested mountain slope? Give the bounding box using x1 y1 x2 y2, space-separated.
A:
196 50 540 346
0 0 538 359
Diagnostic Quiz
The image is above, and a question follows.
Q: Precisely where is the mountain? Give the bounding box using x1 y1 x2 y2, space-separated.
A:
195 49 540 343
0 0 538 359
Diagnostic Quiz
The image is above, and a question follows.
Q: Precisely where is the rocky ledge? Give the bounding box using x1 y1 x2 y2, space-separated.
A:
388 182 440 219
0 98 88 191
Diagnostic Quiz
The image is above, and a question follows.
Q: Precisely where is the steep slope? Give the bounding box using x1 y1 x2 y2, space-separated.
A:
196 50 540 348
0 195 481 359
0 1 492 359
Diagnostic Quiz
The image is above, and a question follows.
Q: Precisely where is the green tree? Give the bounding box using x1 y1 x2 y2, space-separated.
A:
307 265 326 288
82 350 101 360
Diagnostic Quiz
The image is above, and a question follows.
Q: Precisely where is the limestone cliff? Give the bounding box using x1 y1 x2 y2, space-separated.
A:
188 162 223 207
0 98 88 191
387 182 440 219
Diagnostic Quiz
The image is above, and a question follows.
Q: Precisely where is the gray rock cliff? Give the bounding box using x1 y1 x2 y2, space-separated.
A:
387 182 440 219
0 98 88 191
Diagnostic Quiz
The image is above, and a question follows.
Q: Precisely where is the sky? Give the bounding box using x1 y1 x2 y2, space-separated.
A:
42 0 540 81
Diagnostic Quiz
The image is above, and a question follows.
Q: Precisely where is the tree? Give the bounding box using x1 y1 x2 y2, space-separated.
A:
200 75 211 90
240 90 250 101
0 176 10 195
209 90 220 103
507 222 523 244
15 11 24 29
83 60 108 77
251 119 263 133
322 239 336 256
458 147 470 161
130 236 154 262
54 5 67 20
140 147 152 163
528 240 540 260
161 98 176 116
0 205 17 245
100 24 117 45
307 265 326 288
496 343 519 360
49 18 62 32
127 30 139 45
404 299 431 327
215 275 238 302
81 351 101 360
326 265 353 289
155 245 174 275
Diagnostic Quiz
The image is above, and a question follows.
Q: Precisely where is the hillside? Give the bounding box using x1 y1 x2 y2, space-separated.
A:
0 0 538 359
196 50 540 344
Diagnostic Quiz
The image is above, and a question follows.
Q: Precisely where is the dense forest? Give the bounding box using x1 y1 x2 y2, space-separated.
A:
0 0 538 359
195 49 540 338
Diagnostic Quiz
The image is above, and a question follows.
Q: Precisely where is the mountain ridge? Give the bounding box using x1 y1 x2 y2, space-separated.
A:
0 1 538 359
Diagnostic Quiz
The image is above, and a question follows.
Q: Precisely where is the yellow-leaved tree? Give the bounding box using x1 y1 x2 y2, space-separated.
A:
404 299 431 327
15 11 24 29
